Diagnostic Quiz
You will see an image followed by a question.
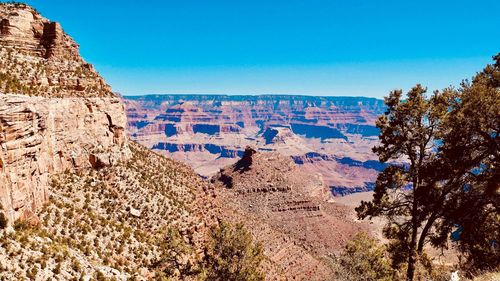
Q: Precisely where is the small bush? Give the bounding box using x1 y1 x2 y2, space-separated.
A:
330 232 394 281
201 221 265 281
0 212 8 229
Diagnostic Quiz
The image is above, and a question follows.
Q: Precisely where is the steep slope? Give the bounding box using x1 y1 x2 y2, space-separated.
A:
0 3 113 97
0 142 212 279
211 147 369 279
0 3 129 222
0 4 216 279
125 94 384 193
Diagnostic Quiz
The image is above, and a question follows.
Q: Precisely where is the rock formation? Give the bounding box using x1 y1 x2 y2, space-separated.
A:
0 3 374 280
211 148 369 279
125 94 385 193
0 3 113 97
0 3 129 222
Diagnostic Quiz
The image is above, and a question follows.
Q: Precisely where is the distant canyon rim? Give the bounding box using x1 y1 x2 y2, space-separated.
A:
124 94 386 196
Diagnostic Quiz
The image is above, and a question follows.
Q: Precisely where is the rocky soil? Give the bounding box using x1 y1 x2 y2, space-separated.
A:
0 142 211 280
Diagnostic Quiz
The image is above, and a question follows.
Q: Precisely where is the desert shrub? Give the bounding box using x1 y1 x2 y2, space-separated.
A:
331 232 456 281
13 219 33 231
159 227 195 277
0 211 7 229
330 232 394 281
53 262 61 274
201 221 265 281
408 254 454 281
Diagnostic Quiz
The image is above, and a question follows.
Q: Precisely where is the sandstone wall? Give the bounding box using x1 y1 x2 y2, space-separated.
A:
0 94 130 221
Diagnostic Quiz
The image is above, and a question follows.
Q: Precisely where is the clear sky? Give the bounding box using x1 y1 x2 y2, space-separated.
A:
18 0 500 97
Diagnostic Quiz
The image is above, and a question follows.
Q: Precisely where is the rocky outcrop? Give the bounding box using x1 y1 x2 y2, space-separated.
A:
0 94 130 221
0 3 113 97
213 148 330 205
262 126 297 144
0 3 129 222
152 142 244 158
211 149 369 279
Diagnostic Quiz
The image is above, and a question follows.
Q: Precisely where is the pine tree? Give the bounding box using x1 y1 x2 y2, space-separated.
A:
430 53 500 274
357 53 500 279
356 84 448 281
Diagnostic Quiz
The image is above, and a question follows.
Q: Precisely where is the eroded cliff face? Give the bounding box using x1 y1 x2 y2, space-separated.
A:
0 3 129 222
0 95 129 221
125 94 385 192
0 3 113 97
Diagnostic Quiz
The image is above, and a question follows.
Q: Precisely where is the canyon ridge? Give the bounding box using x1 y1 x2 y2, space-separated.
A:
125 94 386 196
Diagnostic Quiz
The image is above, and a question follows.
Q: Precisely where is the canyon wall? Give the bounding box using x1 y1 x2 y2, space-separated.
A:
0 4 129 221
0 95 129 221
125 95 385 193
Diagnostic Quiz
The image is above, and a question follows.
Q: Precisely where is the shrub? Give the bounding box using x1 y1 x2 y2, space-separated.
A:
159 227 194 277
13 219 33 231
201 221 265 281
330 232 394 281
0 211 7 229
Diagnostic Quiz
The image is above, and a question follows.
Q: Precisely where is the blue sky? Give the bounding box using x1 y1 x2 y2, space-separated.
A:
19 0 500 97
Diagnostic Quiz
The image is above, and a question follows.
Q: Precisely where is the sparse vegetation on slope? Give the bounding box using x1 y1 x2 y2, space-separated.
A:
0 142 199 279
0 3 114 97
0 142 267 280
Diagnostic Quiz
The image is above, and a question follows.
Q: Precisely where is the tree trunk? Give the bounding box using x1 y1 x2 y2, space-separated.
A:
407 182 419 281
417 213 437 254
407 220 418 280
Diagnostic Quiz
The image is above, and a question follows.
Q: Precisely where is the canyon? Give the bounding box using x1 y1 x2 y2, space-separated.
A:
1 2 494 280
0 4 368 279
125 94 386 195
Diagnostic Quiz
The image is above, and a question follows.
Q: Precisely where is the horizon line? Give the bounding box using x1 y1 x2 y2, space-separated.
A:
121 93 385 100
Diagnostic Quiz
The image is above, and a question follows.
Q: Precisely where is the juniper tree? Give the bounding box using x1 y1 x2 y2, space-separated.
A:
357 54 500 280
429 54 500 274
201 221 265 281
356 84 448 281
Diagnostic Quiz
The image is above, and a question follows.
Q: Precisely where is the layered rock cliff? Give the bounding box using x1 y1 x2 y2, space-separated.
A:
211 148 369 280
125 94 385 192
0 3 129 222
0 3 113 97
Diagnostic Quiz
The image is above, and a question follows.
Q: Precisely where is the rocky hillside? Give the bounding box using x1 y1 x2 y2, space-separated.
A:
211 147 369 280
0 4 302 280
0 3 129 222
0 142 211 280
0 3 214 279
125 94 385 194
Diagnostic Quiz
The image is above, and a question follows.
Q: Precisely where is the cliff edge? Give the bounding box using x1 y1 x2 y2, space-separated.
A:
0 3 130 222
